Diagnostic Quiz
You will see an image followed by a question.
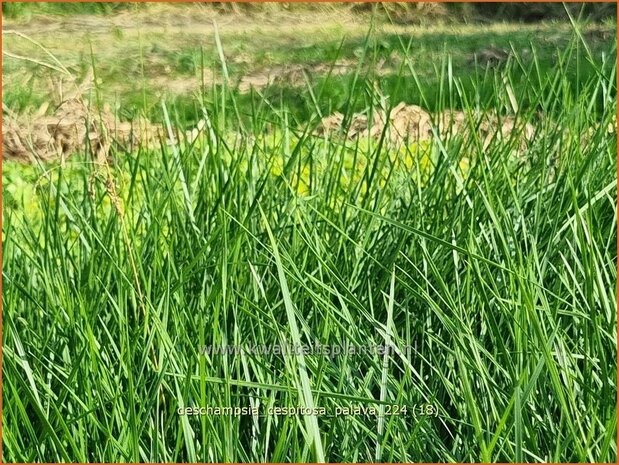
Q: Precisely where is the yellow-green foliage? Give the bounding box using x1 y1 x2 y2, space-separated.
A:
2 133 461 232
262 133 440 197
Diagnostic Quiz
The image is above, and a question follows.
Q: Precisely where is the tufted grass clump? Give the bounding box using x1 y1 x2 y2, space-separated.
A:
2 20 617 463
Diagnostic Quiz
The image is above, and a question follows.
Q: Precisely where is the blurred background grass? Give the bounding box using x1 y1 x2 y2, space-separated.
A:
2 2 617 24
3 2 616 129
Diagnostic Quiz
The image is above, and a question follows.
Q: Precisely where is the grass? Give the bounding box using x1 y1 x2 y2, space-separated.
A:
2 10 618 464
2 10 615 123
1 2 139 20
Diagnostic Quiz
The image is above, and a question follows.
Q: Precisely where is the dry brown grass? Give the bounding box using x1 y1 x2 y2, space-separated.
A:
316 102 536 149
4 96 540 164
2 98 167 163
